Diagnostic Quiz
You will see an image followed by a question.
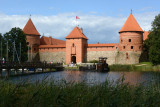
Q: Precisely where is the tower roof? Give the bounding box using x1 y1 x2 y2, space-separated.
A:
65 26 88 39
119 14 143 33
23 18 40 36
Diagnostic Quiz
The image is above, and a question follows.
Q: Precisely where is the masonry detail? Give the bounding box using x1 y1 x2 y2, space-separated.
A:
23 13 149 65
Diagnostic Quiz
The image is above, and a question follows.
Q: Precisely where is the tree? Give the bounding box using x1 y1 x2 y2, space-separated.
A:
144 14 160 65
3 27 28 62
0 33 7 61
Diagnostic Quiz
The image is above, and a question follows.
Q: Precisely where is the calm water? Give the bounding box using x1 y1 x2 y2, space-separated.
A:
8 71 160 86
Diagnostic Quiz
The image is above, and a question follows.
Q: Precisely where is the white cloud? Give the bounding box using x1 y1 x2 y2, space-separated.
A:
0 12 157 43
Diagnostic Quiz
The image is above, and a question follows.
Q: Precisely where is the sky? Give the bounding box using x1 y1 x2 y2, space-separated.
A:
0 0 159 43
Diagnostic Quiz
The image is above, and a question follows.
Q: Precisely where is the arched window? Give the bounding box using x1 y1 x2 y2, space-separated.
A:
129 39 131 42
73 43 75 47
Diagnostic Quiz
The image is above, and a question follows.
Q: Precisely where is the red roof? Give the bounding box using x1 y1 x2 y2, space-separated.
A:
23 18 40 36
119 14 143 33
40 36 66 45
143 31 150 41
87 43 118 47
65 26 88 39
39 45 65 48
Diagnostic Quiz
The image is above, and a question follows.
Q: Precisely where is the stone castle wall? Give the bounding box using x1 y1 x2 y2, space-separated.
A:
87 50 141 65
39 52 66 63
115 51 142 64
87 50 118 65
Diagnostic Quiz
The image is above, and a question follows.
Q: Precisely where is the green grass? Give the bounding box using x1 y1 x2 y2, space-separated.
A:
0 79 160 106
64 66 79 70
139 62 153 65
87 60 98 63
109 62 160 72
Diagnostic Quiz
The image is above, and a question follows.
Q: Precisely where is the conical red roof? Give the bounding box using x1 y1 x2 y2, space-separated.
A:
23 18 40 36
65 27 88 39
119 14 143 33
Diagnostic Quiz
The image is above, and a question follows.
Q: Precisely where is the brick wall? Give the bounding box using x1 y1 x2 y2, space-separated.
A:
119 32 143 51
87 50 141 65
39 52 65 63
39 47 65 52
66 38 87 64
26 35 40 46
87 50 118 65
115 51 142 64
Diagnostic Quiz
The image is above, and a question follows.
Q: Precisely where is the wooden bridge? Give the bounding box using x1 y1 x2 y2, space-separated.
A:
0 61 64 77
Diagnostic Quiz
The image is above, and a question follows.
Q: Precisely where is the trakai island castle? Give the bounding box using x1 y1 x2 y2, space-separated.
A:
23 13 149 65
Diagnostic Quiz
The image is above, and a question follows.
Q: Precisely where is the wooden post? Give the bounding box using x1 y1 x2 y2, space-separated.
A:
42 68 44 72
0 69 2 77
50 67 52 72
34 68 36 73
6 69 9 77
22 67 24 74
15 70 17 75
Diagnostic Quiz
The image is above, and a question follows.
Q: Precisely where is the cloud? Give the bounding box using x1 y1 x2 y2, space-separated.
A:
0 12 157 43
139 7 153 12
135 12 158 31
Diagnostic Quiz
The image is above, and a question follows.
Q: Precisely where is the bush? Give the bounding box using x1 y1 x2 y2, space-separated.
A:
88 60 98 63
1 79 160 106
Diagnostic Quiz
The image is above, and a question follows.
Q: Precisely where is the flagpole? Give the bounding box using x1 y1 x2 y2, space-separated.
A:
76 16 80 27
76 17 77 26
6 41 8 61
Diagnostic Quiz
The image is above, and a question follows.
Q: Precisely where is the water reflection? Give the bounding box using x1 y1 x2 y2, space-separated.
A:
9 71 160 86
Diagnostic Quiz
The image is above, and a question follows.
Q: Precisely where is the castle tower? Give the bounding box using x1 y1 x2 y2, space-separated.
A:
23 18 40 61
119 14 143 51
65 27 88 64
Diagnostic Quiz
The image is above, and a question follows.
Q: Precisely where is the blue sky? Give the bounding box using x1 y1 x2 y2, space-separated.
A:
0 0 159 43
1 0 159 15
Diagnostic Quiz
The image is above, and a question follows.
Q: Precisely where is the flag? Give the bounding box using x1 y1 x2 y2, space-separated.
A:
76 16 80 19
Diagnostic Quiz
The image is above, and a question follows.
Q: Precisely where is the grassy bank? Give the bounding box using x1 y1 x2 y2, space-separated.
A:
109 62 160 71
64 66 79 70
0 79 160 106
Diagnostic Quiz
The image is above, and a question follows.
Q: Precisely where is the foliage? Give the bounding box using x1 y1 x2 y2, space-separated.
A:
88 60 98 63
109 63 160 72
0 79 160 106
0 33 7 60
3 27 28 62
144 14 160 65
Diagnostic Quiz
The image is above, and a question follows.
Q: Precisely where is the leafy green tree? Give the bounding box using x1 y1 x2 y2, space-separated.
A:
0 33 7 60
144 14 160 65
3 27 28 62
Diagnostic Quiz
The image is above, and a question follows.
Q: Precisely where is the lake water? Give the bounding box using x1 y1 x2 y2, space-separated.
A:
8 71 160 86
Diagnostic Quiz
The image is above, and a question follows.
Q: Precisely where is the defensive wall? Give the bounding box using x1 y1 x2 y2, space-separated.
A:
23 13 149 65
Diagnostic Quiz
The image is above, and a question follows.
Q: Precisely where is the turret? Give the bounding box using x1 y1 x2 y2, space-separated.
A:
23 18 40 61
119 14 143 51
65 26 88 64
23 18 40 53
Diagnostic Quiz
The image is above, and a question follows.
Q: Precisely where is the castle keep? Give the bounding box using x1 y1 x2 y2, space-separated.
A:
23 14 149 65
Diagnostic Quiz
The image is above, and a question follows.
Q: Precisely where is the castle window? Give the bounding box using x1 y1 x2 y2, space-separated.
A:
129 39 131 42
72 43 75 47
131 46 133 49
123 46 125 49
27 42 29 45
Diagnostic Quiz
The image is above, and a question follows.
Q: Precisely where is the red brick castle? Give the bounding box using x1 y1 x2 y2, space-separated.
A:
23 13 149 65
